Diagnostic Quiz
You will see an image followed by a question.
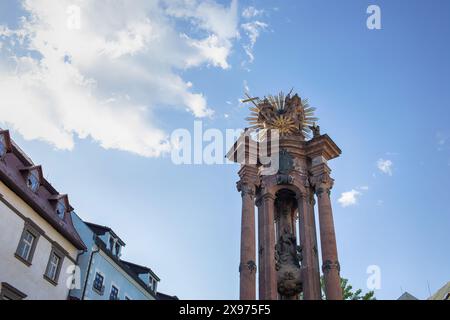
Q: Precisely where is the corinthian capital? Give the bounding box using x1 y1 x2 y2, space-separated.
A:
310 173 334 197
236 180 255 198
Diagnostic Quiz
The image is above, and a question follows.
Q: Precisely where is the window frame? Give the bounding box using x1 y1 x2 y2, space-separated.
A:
14 220 41 266
43 246 64 286
92 271 105 295
56 200 66 219
0 282 27 300
0 134 6 158
26 170 40 192
0 130 12 159
109 284 119 300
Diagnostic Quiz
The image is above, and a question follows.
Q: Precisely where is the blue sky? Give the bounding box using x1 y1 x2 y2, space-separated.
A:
1 0 449 299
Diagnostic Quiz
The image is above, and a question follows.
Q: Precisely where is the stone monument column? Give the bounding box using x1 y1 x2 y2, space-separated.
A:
262 193 278 300
297 191 322 300
237 166 257 300
256 198 266 299
257 191 277 300
227 90 343 300
311 164 343 300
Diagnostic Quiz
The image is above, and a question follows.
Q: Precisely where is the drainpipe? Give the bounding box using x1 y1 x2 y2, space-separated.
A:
81 242 100 300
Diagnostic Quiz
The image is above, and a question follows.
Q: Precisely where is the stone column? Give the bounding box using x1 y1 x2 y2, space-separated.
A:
237 181 256 300
256 198 266 299
312 169 342 300
262 193 278 300
297 191 322 300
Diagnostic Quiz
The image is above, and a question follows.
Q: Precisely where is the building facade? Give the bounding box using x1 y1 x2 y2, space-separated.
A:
0 130 86 300
69 216 160 300
1 129 175 300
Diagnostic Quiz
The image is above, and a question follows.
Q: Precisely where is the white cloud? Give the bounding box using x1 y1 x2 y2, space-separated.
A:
338 189 361 208
241 20 268 63
0 0 243 157
377 159 393 176
242 6 264 19
359 186 369 191
243 80 250 93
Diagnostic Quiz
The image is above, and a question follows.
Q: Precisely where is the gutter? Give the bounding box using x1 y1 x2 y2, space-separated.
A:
81 242 100 300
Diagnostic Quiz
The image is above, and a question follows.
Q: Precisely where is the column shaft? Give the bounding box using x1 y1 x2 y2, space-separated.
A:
257 201 266 299
317 188 342 300
239 185 256 300
263 194 277 300
298 192 322 300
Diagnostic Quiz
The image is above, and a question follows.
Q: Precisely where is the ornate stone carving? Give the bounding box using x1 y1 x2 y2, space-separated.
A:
275 229 303 298
310 173 334 197
276 174 294 185
322 260 340 273
310 123 321 138
236 181 255 198
239 260 257 274
278 149 294 174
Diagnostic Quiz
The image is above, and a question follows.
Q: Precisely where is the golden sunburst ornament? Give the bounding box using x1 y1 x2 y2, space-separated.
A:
271 114 297 135
243 90 318 137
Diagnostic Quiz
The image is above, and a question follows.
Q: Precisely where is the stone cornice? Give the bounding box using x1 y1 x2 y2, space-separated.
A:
306 134 341 161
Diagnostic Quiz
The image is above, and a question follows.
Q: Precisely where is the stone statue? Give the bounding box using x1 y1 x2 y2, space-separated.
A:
275 229 303 298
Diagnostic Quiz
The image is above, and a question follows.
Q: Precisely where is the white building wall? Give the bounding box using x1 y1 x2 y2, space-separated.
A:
0 181 79 300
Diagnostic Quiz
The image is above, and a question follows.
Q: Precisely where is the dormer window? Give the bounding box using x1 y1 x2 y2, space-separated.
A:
48 195 70 220
56 201 66 219
20 166 43 193
0 135 6 157
0 130 12 158
109 237 115 252
26 170 40 192
150 278 158 292
115 243 121 256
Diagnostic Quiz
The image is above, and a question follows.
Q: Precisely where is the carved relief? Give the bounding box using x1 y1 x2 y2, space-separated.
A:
278 149 294 174
276 174 294 185
322 260 340 274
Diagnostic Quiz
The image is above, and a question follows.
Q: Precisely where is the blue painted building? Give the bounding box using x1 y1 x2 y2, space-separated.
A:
69 213 166 300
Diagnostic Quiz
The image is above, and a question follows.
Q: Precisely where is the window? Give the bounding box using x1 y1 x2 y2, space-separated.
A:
26 170 40 192
56 201 66 219
0 134 6 158
115 243 120 256
109 285 119 300
15 222 40 266
93 272 104 294
0 282 27 300
109 237 115 252
44 248 64 285
17 231 35 261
